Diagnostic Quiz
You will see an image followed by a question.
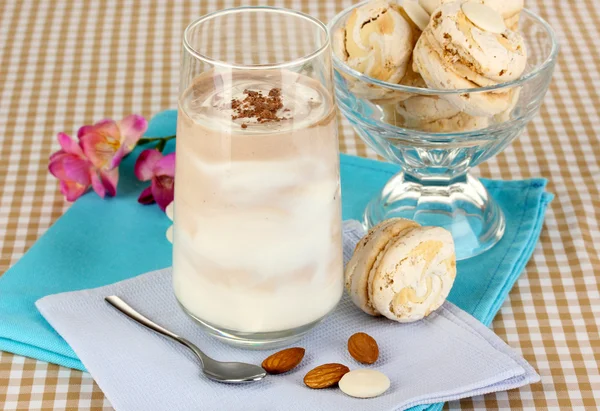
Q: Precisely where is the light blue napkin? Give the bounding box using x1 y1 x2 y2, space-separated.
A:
0 110 551 409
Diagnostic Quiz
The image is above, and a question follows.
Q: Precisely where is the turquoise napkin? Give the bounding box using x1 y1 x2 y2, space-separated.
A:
0 110 551 405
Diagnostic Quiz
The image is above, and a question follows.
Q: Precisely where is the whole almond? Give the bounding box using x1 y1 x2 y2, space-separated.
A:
303 363 350 389
348 332 379 364
261 347 305 374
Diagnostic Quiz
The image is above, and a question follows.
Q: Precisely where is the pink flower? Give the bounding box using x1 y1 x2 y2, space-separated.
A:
48 133 119 201
134 149 175 211
79 115 147 172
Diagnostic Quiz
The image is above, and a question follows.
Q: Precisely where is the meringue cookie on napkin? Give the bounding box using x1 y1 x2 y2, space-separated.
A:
369 225 455 322
345 218 457 322
345 218 421 316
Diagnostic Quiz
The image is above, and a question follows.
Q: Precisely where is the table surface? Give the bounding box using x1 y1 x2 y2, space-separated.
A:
0 0 598 410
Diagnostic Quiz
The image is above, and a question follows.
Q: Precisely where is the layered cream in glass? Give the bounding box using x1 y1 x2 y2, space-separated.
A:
173 70 343 334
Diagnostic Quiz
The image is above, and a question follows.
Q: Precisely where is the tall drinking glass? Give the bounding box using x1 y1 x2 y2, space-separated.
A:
173 7 342 348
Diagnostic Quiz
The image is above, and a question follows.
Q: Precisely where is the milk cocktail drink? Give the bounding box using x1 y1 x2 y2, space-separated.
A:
173 69 343 334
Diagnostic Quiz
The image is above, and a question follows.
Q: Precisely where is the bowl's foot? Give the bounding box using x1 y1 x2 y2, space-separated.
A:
364 172 505 260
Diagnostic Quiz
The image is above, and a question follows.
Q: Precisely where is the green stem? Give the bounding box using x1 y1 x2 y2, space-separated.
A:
137 135 176 146
155 139 167 153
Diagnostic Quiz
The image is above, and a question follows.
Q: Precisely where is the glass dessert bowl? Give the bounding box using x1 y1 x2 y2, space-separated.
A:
330 2 558 260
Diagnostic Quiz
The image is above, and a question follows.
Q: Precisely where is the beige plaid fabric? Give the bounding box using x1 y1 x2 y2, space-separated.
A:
0 0 598 410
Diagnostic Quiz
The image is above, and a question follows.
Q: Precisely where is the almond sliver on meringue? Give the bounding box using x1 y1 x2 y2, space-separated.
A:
481 0 524 22
403 0 431 31
462 2 506 34
419 0 444 15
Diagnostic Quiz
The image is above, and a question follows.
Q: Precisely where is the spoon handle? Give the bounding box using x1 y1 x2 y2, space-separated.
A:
105 295 181 341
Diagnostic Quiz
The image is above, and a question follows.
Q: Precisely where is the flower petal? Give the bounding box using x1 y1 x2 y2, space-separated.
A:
137 186 155 204
48 152 92 186
109 146 127 169
49 149 65 163
77 125 94 139
80 132 119 170
134 149 162 181
78 119 119 140
90 171 106 198
118 114 147 153
100 168 119 197
57 132 84 157
60 180 89 202
151 175 174 211
154 152 176 177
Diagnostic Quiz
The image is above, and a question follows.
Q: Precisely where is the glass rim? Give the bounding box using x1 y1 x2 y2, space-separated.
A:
328 4 560 95
183 6 330 70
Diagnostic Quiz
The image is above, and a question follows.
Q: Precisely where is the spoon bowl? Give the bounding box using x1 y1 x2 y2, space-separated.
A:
202 361 267 383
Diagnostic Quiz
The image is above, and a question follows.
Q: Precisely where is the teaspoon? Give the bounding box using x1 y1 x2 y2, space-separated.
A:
105 296 267 383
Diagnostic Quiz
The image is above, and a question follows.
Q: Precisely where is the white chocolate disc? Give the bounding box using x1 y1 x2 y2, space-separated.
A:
403 0 431 30
461 2 506 34
166 225 173 243
165 201 174 221
339 369 391 398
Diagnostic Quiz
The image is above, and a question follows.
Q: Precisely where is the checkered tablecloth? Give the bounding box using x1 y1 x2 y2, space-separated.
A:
0 0 598 410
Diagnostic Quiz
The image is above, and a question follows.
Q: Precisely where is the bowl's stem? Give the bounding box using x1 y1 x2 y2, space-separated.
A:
364 171 505 260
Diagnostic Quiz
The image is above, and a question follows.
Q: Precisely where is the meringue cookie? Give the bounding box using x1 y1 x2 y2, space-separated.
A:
419 0 523 29
374 61 428 104
333 27 397 102
369 225 456 322
333 0 420 102
345 218 420 315
420 112 489 132
397 95 462 122
400 59 428 89
384 95 490 132
343 0 416 83
413 1 527 116
492 87 521 123
345 218 456 322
